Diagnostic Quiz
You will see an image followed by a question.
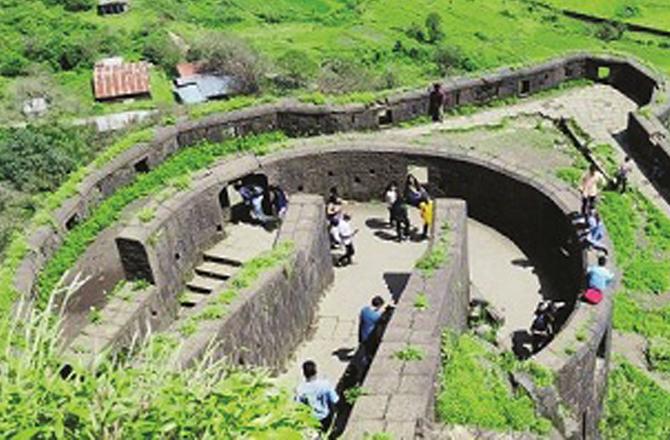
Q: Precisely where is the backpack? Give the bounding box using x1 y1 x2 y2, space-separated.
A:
583 288 603 305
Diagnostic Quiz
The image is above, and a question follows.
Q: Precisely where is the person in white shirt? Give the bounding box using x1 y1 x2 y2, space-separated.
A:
384 182 398 227
295 360 339 433
337 214 358 266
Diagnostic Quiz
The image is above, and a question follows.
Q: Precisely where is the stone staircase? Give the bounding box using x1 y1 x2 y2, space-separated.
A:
178 223 275 312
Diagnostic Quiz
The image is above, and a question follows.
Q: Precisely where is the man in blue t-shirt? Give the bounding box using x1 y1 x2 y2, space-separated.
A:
295 360 339 433
587 255 614 291
358 296 385 344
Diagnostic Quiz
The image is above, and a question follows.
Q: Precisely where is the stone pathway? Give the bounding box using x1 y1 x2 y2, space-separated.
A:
277 203 426 388
467 220 553 352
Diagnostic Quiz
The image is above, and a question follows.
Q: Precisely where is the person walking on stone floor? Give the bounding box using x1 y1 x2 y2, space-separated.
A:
429 82 447 122
337 213 358 266
419 196 434 240
579 164 605 215
295 360 339 434
391 196 411 241
357 296 386 368
384 182 398 227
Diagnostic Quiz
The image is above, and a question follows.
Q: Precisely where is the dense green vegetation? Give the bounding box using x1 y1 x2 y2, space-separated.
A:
538 0 670 31
0 290 315 438
437 332 551 434
1 0 670 122
601 360 670 439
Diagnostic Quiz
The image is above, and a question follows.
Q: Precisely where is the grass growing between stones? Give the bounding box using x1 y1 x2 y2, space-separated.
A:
415 222 450 277
437 332 552 435
34 132 288 309
0 286 316 439
179 241 294 338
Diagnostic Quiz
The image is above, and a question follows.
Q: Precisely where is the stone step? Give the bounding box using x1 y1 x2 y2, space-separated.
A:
180 292 206 308
186 275 223 294
194 261 237 280
202 250 243 267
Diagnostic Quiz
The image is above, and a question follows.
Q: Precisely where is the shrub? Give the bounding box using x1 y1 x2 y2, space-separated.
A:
434 45 478 74
647 337 670 373
425 12 444 43
0 124 95 192
596 22 625 42
189 33 266 94
275 50 318 89
141 29 182 75
317 58 375 94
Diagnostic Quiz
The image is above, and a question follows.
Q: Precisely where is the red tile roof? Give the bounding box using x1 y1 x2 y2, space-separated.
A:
93 61 150 100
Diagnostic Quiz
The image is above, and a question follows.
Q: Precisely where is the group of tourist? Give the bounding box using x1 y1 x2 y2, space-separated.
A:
385 175 434 241
235 180 288 225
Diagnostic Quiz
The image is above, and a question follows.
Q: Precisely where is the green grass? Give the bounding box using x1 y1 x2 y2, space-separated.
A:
601 360 670 439
34 132 287 309
413 292 430 311
437 332 551 434
538 0 670 32
416 222 450 277
393 344 426 362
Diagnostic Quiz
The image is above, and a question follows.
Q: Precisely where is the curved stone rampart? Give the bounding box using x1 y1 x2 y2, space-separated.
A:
13 53 661 308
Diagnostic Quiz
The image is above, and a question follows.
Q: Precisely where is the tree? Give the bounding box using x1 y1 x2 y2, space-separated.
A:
275 50 318 89
189 33 267 94
142 30 182 75
426 12 445 43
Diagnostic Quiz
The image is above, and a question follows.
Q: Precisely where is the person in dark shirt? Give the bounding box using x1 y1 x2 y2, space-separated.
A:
429 82 446 122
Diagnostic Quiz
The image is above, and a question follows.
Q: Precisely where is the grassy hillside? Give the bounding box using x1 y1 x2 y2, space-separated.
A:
0 0 669 123
538 0 670 31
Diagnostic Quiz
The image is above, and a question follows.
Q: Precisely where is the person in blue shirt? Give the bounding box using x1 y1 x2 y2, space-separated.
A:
359 296 385 344
295 360 339 433
587 255 614 291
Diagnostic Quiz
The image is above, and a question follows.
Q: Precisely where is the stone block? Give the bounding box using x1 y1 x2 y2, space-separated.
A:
386 393 429 422
349 395 390 421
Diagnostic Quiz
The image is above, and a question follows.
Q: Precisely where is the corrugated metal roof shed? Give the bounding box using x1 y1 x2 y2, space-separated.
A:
93 59 150 101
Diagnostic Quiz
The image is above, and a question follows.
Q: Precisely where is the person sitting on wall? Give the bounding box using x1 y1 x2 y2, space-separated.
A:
530 300 557 353
584 255 614 305
234 180 269 224
429 82 447 122
270 185 289 218
295 360 339 434
582 210 608 255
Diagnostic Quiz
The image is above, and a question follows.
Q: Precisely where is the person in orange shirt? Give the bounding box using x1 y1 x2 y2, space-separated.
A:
580 164 604 215
419 197 434 240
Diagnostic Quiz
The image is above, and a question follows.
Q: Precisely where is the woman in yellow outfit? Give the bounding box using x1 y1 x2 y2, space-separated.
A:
419 198 434 240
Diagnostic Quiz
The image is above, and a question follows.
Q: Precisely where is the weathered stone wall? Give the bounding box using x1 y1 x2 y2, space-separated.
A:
344 199 469 439
14 53 658 307
174 195 334 371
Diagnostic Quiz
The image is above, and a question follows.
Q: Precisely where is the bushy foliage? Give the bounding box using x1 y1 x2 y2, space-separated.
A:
647 337 670 373
601 361 670 439
0 124 95 192
437 332 551 434
275 50 319 90
141 28 182 75
0 292 315 438
434 45 479 74
189 33 266 94
425 12 445 43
